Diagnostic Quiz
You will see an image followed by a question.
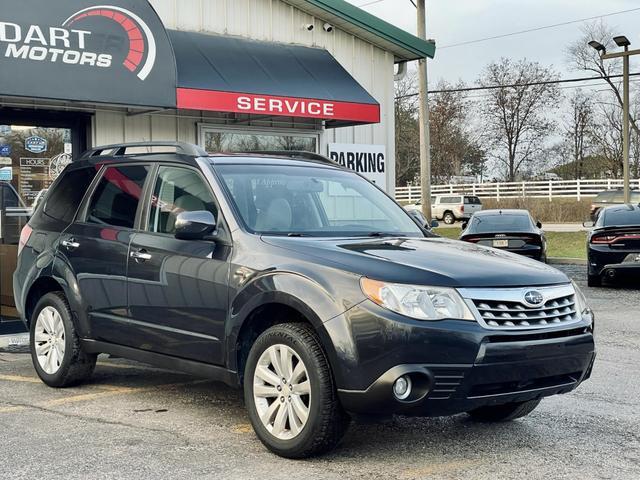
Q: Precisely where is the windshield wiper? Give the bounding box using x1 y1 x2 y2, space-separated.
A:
287 232 307 237
367 232 392 237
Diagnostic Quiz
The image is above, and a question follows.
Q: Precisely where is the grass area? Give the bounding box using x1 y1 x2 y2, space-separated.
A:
434 227 587 259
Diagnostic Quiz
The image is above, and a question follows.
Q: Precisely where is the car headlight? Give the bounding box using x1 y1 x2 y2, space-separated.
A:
360 278 475 321
571 280 591 314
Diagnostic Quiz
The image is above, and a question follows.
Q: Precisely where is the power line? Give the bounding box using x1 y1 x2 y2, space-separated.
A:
355 0 387 8
395 72 640 99
440 7 640 49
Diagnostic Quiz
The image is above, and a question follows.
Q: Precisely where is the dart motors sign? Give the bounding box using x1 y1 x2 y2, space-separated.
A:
0 1 176 107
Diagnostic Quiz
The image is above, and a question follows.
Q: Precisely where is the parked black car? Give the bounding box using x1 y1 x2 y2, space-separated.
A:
14 142 595 458
460 209 547 262
585 204 640 287
590 189 640 221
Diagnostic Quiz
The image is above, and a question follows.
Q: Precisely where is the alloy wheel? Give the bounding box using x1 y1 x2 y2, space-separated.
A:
34 306 66 375
253 344 311 440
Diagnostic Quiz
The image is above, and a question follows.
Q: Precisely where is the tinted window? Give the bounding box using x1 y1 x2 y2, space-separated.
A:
440 196 461 204
468 213 533 233
464 196 481 205
43 167 97 223
148 166 218 234
86 165 149 229
602 207 640 227
215 164 422 237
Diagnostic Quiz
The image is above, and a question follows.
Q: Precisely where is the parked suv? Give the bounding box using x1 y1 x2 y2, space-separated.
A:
14 142 595 458
433 194 482 224
590 189 640 221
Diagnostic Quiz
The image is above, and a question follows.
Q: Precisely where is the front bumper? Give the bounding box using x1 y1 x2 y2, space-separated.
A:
326 301 595 417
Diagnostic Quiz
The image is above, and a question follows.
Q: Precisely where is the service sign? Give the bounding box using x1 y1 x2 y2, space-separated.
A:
0 144 11 156
328 143 387 191
0 125 11 136
0 0 176 107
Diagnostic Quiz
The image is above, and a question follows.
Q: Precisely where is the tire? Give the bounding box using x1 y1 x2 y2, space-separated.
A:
587 274 601 288
443 211 455 225
30 292 96 388
467 399 541 422
244 323 350 458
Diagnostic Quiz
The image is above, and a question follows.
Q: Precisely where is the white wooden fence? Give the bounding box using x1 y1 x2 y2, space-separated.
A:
395 179 640 203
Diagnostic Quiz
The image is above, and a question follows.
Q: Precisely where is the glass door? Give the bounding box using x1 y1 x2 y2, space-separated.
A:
0 124 74 322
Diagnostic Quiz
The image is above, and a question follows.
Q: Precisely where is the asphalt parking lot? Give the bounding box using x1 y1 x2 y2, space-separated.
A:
0 265 638 480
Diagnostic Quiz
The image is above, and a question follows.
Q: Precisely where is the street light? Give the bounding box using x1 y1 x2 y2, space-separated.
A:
590 35 640 203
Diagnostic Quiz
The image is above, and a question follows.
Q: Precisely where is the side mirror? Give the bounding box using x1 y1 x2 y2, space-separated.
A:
430 219 439 229
175 210 217 240
536 221 543 229
582 220 595 228
461 221 468 230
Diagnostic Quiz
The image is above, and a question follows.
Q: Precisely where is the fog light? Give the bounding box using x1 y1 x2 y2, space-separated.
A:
393 375 412 400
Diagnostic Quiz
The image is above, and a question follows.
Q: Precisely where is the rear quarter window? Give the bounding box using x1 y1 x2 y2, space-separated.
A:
43 167 98 223
602 207 640 227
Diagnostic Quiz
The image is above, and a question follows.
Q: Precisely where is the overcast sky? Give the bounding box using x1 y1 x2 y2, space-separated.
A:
347 0 640 88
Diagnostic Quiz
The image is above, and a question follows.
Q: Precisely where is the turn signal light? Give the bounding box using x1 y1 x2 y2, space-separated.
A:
18 224 33 256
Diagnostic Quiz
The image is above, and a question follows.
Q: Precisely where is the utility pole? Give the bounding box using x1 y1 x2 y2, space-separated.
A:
622 46 630 203
417 0 432 221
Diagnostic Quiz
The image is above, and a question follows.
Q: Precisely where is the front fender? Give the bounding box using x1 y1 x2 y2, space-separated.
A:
225 269 364 385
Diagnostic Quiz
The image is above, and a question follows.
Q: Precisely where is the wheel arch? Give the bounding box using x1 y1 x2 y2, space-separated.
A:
225 284 337 381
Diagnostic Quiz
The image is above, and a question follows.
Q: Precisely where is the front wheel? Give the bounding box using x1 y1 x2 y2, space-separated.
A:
244 323 349 458
467 399 541 422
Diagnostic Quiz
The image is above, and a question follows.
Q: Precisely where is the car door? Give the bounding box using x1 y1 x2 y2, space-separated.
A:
57 163 151 344
126 164 231 365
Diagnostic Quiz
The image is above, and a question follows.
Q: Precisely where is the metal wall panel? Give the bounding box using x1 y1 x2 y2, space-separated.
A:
92 0 396 191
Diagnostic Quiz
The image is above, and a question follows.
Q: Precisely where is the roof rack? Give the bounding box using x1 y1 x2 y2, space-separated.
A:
243 150 337 165
79 141 208 160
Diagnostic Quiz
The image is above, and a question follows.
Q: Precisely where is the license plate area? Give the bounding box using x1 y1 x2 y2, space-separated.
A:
493 239 509 248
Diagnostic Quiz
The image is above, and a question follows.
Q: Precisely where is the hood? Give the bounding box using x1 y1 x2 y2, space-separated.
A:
262 236 568 288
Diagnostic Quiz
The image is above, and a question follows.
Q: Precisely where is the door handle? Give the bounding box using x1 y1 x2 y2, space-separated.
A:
130 250 152 262
61 239 80 249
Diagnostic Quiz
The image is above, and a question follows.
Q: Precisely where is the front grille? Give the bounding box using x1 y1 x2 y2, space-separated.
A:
458 285 582 330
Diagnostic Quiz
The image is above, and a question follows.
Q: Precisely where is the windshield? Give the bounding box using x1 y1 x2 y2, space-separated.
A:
468 214 533 233
213 164 423 237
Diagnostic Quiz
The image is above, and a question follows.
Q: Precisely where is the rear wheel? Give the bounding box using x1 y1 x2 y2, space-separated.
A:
443 211 455 225
30 292 96 387
587 274 602 287
244 323 349 458
467 399 541 422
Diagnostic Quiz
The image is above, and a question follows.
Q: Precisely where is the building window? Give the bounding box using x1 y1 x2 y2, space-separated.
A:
199 126 319 154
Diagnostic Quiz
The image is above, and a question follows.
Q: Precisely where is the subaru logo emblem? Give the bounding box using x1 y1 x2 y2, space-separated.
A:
523 290 544 307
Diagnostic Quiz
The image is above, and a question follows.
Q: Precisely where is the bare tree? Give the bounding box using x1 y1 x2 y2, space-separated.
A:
394 72 421 186
477 58 560 181
566 20 640 136
429 81 476 182
589 101 624 178
564 89 593 179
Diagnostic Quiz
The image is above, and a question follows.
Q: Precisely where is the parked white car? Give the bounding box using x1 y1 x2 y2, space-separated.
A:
405 194 483 224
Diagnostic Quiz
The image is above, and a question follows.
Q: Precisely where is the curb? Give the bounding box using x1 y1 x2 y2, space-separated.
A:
548 257 587 265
